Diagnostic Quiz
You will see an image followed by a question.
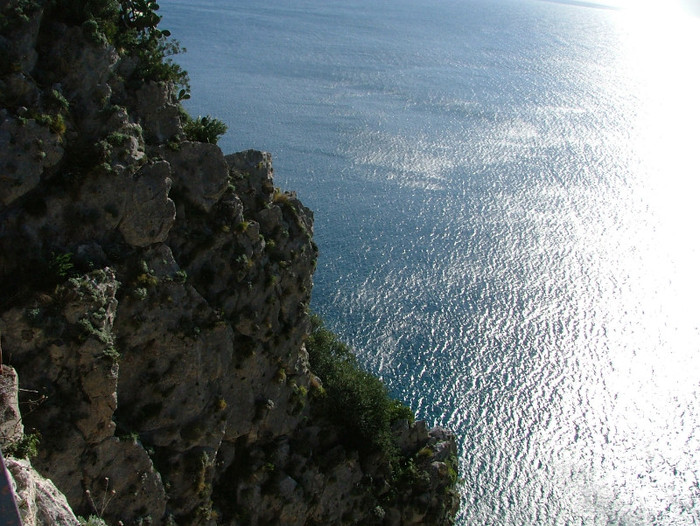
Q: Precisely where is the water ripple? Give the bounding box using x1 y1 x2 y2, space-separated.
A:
164 0 700 523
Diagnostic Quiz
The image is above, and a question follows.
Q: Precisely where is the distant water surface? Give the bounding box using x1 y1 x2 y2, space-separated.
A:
162 1 700 523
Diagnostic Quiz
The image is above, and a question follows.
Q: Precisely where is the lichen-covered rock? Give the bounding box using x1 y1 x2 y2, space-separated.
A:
0 112 64 207
0 365 22 445
160 141 230 212
119 161 176 247
6 457 80 526
134 81 182 143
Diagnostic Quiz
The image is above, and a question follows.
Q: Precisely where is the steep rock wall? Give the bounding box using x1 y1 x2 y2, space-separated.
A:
0 2 460 524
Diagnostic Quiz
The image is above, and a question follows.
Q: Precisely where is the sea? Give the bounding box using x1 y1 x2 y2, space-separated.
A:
161 1 700 524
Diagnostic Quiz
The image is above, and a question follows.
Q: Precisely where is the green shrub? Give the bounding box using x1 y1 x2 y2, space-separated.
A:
127 32 189 89
0 0 41 33
116 1 189 89
305 315 413 457
183 115 228 144
5 432 41 459
49 89 70 112
49 0 190 93
49 251 75 280
32 112 66 136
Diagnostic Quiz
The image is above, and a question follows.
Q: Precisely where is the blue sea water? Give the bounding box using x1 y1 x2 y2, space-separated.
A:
162 0 700 523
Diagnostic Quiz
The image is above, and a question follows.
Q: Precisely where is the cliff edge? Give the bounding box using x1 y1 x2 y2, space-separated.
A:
0 1 460 524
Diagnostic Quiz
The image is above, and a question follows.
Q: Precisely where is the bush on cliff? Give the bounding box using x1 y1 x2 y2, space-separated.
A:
305 314 413 457
48 0 190 92
183 115 228 144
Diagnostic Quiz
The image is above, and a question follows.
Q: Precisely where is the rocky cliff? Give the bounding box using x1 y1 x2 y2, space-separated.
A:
0 1 460 524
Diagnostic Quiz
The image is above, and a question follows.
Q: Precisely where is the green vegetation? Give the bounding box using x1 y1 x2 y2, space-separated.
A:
49 89 70 112
272 187 291 204
51 0 120 27
4 432 41 459
27 111 67 136
106 131 132 146
48 0 190 93
49 251 75 280
3 0 233 149
0 0 41 33
305 314 413 457
183 115 228 144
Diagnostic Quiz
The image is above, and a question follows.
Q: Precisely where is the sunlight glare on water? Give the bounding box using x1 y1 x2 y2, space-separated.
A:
162 0 700 523
334 5 700 523
508 8 700 524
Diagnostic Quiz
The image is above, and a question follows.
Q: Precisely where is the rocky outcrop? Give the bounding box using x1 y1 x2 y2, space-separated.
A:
0 112 64 207
0 366 22 444
6 457 81 526
1 366 80 525
0 1 459 524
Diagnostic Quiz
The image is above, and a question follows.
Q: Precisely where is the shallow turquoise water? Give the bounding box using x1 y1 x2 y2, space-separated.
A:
163 1 700 523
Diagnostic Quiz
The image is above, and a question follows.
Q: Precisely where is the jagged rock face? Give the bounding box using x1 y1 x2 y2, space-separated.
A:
0 270 167 520
6 457 81 526
119 161 176 246
0 2 459 525
0 366 23 444
0 112 64 207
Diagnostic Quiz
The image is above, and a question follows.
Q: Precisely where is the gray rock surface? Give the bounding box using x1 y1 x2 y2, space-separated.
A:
0 113 64 206
0 3 460 524
160 141 230 212
135 81 182 143
6 457 81 526
0 365 22 444
119 161 176 247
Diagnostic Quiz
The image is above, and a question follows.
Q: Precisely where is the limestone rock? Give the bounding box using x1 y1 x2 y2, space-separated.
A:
40 25 118 110
0 365 22 445
0 5 41 72
119 161 176 247
0 72 40 108
6 457 80 526
82 438 167 525
135 81 182 143
160 141 230 212
226 149 275 212
393 418 431 456
0 6 460 524
0 269 122 508
0 113 64 208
